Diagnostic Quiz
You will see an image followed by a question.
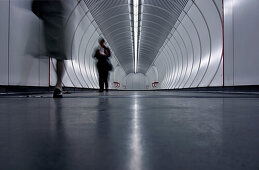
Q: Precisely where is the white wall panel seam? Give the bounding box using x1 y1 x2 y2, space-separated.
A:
198 0 222 86
87 34 99 88
167 38 180 89
196 0 221 86
152 66 159 83
160 54 167 84
155 55 164 85
78 27 92 88
208 0 224 86
164 41 177 88
171 34 184 89
180 19 195 88
89 31 101 87
163 44 173 88
88 34 99 88
60 0 84 88
161 42 173 88
8 0 11 85
77 3 99 88
232 0 235 85
81 26 96 88
83 28 98 88
170 34 184 89
69 4 90 88
89 29 100 87
68 1 90 88
83 23 102 88
167 41 179 89
188 6 204 88
77 19 93 88
161 55 167 88
156 40 176 88
161 45 171 88
174 29 189 89
74 2 94 87
163 44 175 88
191 0 212 87
166 38 177 88
182 9 201 88
60 2 85 88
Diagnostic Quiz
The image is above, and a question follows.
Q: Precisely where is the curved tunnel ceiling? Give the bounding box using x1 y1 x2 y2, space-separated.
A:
49 0 222 90
83 0 190 74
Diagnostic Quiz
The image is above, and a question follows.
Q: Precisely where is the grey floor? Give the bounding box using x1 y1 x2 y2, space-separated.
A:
0 91 259 170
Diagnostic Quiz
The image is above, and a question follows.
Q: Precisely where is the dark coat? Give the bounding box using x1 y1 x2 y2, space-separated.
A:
32 0 67 60
94 47 112 72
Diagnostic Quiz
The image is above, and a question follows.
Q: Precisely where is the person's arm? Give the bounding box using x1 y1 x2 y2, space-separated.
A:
105 47 111 58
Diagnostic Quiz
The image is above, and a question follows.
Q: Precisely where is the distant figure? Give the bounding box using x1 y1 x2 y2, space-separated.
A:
94 38 112 92
32 0 67 98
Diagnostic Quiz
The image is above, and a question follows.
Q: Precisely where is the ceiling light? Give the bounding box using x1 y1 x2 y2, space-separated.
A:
133 0 139 73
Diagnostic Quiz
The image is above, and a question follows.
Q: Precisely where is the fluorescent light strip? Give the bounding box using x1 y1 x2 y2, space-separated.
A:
133 0 139 73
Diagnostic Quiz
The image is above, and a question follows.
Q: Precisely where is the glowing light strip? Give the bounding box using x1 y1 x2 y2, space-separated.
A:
133 0 139 73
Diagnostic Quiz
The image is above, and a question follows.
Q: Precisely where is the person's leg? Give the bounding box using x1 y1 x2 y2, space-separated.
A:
98 69 104 92
53 59 64 98
104 71 109 91
99 77 104 92
56 59 64 90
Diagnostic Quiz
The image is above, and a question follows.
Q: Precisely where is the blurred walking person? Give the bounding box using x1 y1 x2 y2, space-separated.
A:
32 0 68 98
94 38 113 92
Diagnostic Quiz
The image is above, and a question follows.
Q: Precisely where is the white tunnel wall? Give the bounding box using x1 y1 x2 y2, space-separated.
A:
1 0 259 89
0 0 49 86
0 0 9 85
149 0 223 89
125 73 148 90
0 0 125 89
224 0 259 86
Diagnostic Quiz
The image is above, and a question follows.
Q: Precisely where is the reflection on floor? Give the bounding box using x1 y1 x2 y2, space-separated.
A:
0 91 259 170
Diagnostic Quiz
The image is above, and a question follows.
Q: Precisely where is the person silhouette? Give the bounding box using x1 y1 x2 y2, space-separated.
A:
93 38 112 92
32 0 68 98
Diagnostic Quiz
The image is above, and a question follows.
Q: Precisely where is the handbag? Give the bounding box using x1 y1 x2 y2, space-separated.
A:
106 59 113 71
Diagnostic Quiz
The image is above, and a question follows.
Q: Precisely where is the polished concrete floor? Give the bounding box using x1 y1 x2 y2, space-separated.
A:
0 91 259 170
